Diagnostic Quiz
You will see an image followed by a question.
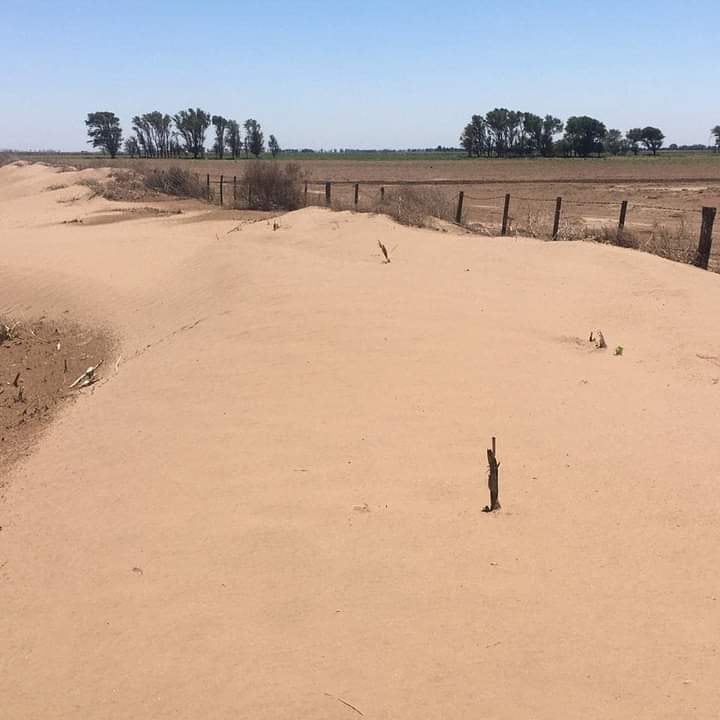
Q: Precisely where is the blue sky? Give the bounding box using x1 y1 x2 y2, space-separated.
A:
1 0 719 150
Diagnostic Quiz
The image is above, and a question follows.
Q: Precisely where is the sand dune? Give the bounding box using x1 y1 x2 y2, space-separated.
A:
1 162 719 719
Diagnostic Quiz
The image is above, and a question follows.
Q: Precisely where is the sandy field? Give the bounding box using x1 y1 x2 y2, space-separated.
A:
2 162 720 719
33 153 720 244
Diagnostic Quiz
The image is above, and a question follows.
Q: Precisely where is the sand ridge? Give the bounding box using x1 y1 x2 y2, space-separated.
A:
1 162 719 719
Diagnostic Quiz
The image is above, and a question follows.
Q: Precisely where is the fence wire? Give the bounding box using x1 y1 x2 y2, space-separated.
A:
191 173 718 272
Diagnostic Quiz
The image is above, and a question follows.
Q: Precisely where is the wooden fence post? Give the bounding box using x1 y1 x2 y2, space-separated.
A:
248 183 252 208
617 200 628 242
380 186 385 202
206 173 210 201
354 183 359 206
325 182 332 206
552 196 562 239
233 176 237 204
695 206 717 270
304 182 308 206
219 175 224 206
455 191 464 224
483 436 501 513
501 193 511 235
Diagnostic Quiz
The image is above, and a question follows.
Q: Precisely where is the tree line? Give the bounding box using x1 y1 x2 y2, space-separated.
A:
85 110 281 160
460 109 671 158
713 126 720 152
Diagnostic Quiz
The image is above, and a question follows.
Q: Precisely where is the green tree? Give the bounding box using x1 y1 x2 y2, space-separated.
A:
485 108 512 156
226 120 242 159
459 115 486 157
521 113 543 155
712 125 720 152
148 112 172 157
131 115 153 157
540 115 563 157
604 129 625 155
85 111 122 158
626 128 643 155
131 112 172 158
564 116 607 157
268 134 281 158
244 119 265 158
641 126 664 155
212 115 228 159
553 137 572 157
124 137 140 158
173 108 211 158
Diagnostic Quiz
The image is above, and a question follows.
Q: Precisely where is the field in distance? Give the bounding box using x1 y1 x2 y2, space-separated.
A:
15 152 720 258
17 151 720 183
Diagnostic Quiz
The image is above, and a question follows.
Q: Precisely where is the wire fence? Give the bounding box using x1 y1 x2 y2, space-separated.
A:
196 173 719 272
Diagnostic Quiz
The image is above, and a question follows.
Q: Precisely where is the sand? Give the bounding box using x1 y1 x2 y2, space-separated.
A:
1 162 720 719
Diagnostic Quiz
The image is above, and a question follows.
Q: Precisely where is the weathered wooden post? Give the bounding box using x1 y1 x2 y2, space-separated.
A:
219 175 224 206
206 173 210 201
483 436 501 513
380 186 385 202
304 181 308 206
247 183 252 208
617 200 628 242
325 182 331 206
354 183 359 206
233 175 237 204
552 196 562 239
456 191 464 224
695 206 717 270
501 194 511 235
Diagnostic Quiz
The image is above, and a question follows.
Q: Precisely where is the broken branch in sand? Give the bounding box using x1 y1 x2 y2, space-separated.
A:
324 693 364 716
69 359 104 389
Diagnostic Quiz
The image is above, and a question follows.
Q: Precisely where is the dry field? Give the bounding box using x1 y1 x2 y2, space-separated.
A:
31 153 720 256
2 161 720 719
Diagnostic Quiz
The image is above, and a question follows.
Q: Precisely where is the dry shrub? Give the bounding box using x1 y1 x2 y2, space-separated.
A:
142 166 205 199
242 162 304 210
510 209 587 241
79 167 204 202
586 225 631 246
589 219 696 264
373 186 454 227
639 221 696 264
0 151 19 167
512 209 554 238
79 171 150 201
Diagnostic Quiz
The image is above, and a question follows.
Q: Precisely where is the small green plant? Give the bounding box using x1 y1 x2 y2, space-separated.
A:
614 346 624 356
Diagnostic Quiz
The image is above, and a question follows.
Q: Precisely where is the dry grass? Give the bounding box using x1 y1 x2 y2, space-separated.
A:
370 186 455 228
142 166 206 199
240 162 304 210
587 221 697 265
79 167 205 202
510 209 588 241
0 151 19 167
510 207 699 266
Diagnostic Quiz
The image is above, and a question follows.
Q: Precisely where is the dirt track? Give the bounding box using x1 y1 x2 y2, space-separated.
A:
2 162 720 719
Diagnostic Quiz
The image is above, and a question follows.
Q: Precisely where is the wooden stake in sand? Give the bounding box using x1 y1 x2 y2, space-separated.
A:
378 240 390 263
483 436 501 512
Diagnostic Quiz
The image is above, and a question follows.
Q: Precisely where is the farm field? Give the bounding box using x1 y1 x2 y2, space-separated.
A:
18 151 720 182
25 152 720 246
2 161 720 719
